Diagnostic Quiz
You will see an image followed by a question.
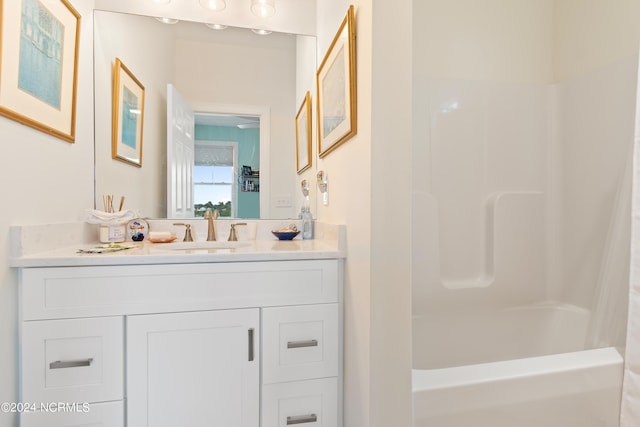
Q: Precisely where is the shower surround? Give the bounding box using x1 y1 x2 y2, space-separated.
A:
411 53 638 426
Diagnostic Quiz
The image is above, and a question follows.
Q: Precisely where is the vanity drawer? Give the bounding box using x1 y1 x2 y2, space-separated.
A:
262 304 339 384
20 401 124 427
21 260 340 320
262 377 338 427
21 317 124 404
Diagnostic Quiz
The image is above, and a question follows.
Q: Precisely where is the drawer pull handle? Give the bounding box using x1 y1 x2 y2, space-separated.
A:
248 328 255 361
287 414 317 425
49 358 93 370
287 339 318 349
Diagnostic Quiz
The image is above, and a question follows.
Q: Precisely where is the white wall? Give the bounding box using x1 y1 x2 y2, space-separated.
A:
0 2 95 426
173 25 299 219
413 0 554 84
94 12 175 218
369 1 413 425
316 1 413 426
294 35 318 212
315 1 373 425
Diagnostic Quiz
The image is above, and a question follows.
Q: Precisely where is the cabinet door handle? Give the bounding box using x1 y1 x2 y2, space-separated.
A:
287 339 318 349
248 328 255 361
49 358 93 369
287 414 318 425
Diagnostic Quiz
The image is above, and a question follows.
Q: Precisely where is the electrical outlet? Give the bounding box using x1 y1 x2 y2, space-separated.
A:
274 195 291 208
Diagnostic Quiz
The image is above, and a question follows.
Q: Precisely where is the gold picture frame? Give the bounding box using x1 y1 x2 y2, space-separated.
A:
317 4 356 158
295 91 312 174
112 58 145 167
0 0 80 143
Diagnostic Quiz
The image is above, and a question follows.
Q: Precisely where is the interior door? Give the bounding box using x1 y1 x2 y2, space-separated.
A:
167 84 195 218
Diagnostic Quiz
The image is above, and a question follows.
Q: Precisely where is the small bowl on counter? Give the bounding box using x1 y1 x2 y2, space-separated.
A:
271 225 300 241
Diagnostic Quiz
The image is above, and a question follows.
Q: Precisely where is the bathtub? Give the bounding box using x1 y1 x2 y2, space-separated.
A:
412 303 624 427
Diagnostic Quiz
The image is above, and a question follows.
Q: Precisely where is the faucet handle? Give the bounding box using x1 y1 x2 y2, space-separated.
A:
173 223 194 242
228 222 247 241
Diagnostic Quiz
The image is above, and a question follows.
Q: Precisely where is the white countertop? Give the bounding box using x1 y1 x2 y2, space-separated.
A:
9 221 345 268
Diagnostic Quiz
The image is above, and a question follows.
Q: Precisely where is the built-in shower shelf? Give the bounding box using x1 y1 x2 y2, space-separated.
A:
415 191 545 299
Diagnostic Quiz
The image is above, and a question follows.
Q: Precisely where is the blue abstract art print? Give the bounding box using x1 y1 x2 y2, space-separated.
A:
112 58 145 167
121 86 138 149
19 0 63 109
0 0 80 142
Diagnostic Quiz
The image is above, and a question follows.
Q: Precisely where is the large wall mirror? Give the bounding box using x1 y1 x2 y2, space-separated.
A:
93 8 317 219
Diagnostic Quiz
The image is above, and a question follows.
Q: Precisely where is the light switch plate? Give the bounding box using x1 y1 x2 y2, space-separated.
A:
275 195 292 208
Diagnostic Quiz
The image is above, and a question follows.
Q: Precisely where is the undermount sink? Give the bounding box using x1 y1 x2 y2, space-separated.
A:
158 241 252 251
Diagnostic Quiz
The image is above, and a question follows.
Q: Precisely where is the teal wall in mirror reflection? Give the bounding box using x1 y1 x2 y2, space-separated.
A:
195 124 260 218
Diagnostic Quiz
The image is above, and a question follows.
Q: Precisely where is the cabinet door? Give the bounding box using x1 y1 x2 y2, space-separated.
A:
127 309 259 427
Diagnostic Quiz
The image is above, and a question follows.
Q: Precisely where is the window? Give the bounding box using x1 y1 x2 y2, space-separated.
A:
193 141 237 217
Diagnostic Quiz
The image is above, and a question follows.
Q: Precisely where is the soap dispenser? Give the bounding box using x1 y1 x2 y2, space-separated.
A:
300 179 314 239
301 206 314 240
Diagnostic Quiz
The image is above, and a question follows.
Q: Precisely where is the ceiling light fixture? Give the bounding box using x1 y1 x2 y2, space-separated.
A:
251 28 272 35
199 0 226 11
251 0 276 18
205 23 228 30
155 17 179 24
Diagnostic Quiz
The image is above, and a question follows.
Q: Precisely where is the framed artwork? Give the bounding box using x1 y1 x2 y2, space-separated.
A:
295 91 312 174
112 57 145 167
0 0 81 143
317 4 356 158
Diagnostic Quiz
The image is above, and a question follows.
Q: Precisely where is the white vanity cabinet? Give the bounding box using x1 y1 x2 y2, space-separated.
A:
18 259 342 427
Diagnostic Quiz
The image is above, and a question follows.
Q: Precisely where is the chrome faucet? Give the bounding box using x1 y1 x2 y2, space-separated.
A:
228 222 247 241
205 209 219 241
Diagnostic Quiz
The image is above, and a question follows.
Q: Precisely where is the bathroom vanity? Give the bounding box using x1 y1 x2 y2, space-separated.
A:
11 222 344 427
